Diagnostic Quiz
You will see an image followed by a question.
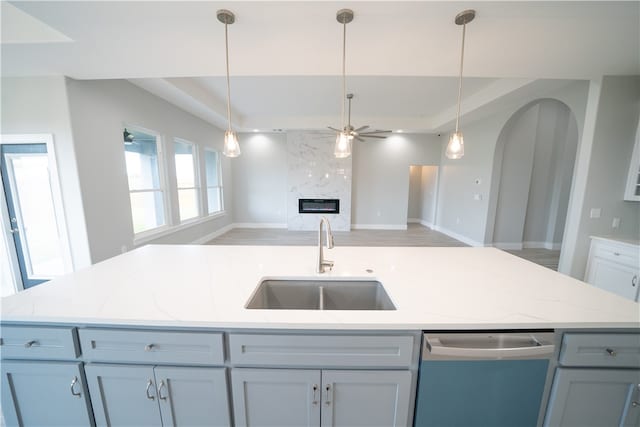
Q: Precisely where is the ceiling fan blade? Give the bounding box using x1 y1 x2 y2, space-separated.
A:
356 136 365 142
361 135 388 139
354 125 369 132
360 129 392 134
327 126 341 132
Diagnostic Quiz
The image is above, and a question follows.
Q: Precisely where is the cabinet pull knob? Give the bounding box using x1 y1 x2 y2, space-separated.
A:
158 380 167 401
24 340 38 348
606 348 617 357
632 401 639 407
70 376 81 398
145 380 155 400
144 344 155 352
613 252 620 256
324 384 331 406
312 384 318 405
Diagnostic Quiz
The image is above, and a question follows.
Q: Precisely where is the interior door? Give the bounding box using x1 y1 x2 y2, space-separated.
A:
0 143 66 288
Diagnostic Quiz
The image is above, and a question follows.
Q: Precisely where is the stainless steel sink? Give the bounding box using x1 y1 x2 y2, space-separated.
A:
246 279 396 310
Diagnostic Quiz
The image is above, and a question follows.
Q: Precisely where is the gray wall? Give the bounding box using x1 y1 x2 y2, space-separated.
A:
232 133 287 225
567 76 640 278
436 81 590 246
351 133 441 227
65 78 233 263
1 76 92 269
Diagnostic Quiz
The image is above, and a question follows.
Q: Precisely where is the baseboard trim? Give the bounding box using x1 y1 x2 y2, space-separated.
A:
192 223 234 244
233 222 287 229
433 225 484 247
407 218 421 224
492 242 524 250
418 220 434 229
523 241 562 250
352 224 408 230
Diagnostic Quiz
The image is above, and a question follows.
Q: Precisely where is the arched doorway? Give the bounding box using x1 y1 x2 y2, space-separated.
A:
487 99 580 268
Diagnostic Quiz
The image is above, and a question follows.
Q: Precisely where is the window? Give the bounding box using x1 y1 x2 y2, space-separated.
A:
174 139 199 222
124 128 166 234
205 149 223 214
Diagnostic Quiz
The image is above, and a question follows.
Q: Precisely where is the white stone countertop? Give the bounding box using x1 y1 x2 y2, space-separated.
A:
1 245 638 330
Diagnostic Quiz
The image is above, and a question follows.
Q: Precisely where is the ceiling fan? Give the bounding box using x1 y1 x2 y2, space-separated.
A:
328 93 392 142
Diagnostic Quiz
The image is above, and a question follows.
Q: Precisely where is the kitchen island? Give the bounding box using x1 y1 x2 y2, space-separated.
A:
1 245 639 427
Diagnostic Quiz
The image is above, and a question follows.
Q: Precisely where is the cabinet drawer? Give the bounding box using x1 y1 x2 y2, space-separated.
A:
0 326 79 360
229 334 414 368
591 242 639 268
79 329 224 365
559 333 640 368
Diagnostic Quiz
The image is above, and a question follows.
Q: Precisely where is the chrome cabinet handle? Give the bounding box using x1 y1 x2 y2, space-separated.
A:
145 380 155 400
606 348 616 357
70 376 81 398
632 275 638 287
312 384 318 405
24 340 38 348
158 380 167 401
324 384 331 406
9 228 19 234
144 344 155 352
632 401 639 407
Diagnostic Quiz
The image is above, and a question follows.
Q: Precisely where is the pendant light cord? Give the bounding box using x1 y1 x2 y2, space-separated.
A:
341 19 346 132
455 22 466 133
224 20 232 132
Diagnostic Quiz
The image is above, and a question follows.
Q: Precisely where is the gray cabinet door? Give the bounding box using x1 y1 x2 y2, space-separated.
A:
154 366 230 427
1 360 93 427
545 368 640 427
320 370 412 427
85 364 161 426
231 368 321 427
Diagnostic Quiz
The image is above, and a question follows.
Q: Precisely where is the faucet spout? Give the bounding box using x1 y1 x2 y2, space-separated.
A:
317 217 335 273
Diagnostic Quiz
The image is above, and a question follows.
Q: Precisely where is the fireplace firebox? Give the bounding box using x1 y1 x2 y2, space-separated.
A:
298 199 340 214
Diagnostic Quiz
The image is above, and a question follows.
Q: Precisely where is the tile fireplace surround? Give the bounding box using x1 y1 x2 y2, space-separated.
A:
286 131 352 231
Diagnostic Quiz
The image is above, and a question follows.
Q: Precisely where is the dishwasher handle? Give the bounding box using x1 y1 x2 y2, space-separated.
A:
425 336 555 359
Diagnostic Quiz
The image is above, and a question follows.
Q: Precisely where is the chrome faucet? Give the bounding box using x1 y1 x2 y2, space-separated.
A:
317 216 334 273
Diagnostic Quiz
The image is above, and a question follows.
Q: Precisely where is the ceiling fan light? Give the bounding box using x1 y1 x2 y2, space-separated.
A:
334 131 352 158
446 131 464 159
223 130 241 157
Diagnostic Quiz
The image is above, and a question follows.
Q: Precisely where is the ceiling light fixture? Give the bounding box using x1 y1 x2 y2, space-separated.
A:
217 9 241 158
446 9 475 160
334 9 354 159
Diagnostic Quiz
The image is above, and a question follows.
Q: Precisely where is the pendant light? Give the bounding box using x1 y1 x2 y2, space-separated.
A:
334 9 354 159
217 9 241 158
445 9 475 160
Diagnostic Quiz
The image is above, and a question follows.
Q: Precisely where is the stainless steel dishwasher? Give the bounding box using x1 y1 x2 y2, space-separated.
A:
414 331 555 427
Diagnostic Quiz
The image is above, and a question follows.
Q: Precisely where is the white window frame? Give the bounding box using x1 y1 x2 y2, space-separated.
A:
0 133 74 293
173 137 201 223
123 125 170 240
203 147 224 215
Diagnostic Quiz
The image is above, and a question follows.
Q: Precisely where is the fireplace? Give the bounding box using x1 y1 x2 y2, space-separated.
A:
298 199 340 214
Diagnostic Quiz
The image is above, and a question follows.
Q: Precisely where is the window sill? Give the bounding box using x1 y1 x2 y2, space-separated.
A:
133 211 227 246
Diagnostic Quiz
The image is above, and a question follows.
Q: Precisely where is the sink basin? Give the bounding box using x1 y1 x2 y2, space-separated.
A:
246 279 396 310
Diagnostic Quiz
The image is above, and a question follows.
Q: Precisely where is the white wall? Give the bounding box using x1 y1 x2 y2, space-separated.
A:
565 76 640 278
351 133 441 228
436 81 590 247
232 133 287 225
65 78 233 263
1 76 91 269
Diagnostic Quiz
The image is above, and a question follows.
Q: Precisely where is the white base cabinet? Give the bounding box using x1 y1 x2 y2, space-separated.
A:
231 368 412 427
86 364 230 427
1 361 94 427
585 237 639 301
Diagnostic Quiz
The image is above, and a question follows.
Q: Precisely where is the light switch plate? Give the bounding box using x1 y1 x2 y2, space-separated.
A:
590 208 601 219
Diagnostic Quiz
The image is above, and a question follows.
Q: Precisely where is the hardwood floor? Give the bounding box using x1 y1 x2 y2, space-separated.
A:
208 223 466 247
207 224 561 270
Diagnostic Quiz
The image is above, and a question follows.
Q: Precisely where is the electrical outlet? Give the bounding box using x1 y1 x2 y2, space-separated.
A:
590 208 601 219
612 217 621 229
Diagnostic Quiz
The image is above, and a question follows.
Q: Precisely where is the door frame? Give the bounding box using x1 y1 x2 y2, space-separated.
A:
0 134 74 292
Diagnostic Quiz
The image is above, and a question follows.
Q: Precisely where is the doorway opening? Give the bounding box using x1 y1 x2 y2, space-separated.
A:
407 165 439 228
1 134 72 294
